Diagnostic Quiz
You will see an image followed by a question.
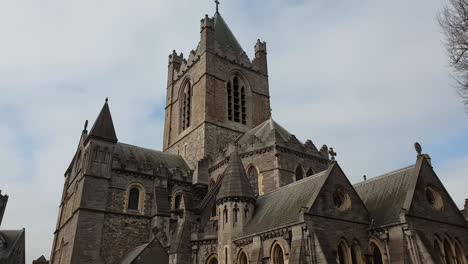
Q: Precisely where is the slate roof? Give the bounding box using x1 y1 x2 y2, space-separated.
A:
0 229 24 259
242 169 330 236
114 143 191 174
87 100 118 143
236 117 295 145
217 151 255 202
354 165 417 227
120 243 149 264
213 12 244 56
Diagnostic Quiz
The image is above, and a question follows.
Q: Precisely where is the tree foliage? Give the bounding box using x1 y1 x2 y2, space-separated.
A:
439 0 468 107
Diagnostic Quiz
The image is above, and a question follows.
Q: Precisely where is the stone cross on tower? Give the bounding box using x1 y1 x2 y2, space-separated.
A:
215 0 220 12
329 147 337 161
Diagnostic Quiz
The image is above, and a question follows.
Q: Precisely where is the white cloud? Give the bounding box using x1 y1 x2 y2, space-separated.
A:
0 0 467 262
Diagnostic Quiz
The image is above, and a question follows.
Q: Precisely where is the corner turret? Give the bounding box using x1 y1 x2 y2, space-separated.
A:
253 39 268 74
216 151 255 264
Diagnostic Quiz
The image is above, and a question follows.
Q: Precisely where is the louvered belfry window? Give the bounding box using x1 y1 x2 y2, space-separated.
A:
182 82 192 130
227 76 246 124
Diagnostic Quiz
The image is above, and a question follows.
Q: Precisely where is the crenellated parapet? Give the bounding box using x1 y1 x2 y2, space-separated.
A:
200 14 215 31
253 39 268 74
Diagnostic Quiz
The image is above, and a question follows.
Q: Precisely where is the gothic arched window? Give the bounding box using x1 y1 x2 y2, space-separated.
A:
306 168 314 177
227 75 246 124
174 194 182 209
233 204 239 223
247 165 259 196
128 188 140 211
238 251 248 264
337 240 350 264
223 206 228 223
181 82 192 131
371 243 384 264
444 239 455 264
435 240 444 264
351 241 363 264
272 243 285 264
295 166 304 181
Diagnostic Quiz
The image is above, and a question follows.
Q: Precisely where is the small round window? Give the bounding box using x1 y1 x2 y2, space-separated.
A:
425 186 443 210
333 188 351 212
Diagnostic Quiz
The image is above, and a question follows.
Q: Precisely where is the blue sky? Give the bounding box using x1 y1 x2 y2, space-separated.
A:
1 0 467 262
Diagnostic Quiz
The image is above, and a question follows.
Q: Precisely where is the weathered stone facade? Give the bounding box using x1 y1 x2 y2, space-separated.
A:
50 4 468 264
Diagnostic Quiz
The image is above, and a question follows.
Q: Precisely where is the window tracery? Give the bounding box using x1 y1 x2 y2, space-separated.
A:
227 75 246 124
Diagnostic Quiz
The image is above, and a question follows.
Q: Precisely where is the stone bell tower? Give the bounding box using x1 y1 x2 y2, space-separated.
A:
162 2 271 170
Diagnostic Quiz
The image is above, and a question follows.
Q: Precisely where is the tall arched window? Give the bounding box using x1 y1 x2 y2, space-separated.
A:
295 166 304 181
435 240 444 264
455 241 465 264
227 75 246 124
351 241 363 264
128 188 140 211
181 82 192 130
272 243 285 264
337 241 350 264
306 168 314 177
223 206 228 223
233 204 239 223
238 251 248 264
174 194 182 209
247 165 259 196
444 239 455 264
371 243 384 264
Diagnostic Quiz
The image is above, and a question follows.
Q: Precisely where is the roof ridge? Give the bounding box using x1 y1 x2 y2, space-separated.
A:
258 170 328 199
354 164 415 187
118 143 181 158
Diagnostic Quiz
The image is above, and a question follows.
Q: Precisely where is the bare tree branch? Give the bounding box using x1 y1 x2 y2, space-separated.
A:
439 0 468 110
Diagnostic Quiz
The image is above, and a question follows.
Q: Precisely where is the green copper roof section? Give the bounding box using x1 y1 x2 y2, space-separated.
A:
214 12 244 55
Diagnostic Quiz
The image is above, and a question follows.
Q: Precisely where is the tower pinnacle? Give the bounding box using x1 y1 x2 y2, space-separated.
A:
215 0 220 13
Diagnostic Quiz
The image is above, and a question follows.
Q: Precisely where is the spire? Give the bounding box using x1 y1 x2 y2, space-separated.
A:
213 11 245 55
87 98 118 143
217 151 255 203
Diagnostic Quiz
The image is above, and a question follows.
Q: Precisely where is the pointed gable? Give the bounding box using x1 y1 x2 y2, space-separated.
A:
216 151 255 202
213 12 245 56
87 100 118 143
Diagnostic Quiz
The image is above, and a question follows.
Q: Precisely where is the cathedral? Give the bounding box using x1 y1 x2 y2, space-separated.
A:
49 2 468 264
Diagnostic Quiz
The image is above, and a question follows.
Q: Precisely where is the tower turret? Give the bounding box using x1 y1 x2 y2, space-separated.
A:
216 150 255 264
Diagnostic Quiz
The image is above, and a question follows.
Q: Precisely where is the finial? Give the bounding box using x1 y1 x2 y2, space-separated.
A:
414 142 422 156
84 120 88 131
215 0 220 13
105 97 109 103
329 147 337 161
363 175 367 181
